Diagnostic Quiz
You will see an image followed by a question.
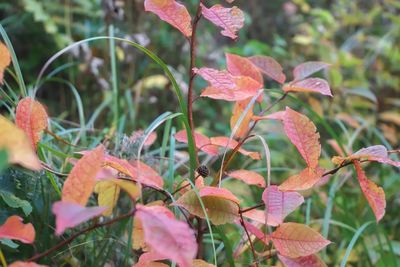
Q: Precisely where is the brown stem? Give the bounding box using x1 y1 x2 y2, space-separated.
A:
239 207 258 266
187 1 203 166
27 209 136 262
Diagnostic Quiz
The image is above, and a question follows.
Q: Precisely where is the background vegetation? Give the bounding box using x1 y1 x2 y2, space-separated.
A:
0 0 399 266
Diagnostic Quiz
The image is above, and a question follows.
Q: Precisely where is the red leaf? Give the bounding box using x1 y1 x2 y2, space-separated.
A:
201 4 244 39
0 216 35 244
354 161 386 222
279 167 325 191
210 136 261 160
174 130 219 155
0 42 11 84
15 97 49 149
270 223 331 258
9 262 47 267
194 67 262 101
226 53 263 84
283 107 321 168
293 61 330 81
199 186 240 204
332 145 400 167
144 0 192 37
283 78 332 97
136 205 197 267
278 253 327 267
249 56 286 84
262 185 304 226
52 201 107 235
227 169 265 187
239 219 268 245
62 145 104 206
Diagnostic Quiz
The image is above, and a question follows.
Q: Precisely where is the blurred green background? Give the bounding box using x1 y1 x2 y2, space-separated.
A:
0 0 399 266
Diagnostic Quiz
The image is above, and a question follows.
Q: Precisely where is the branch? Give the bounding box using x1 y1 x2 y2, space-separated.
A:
27 209 136 262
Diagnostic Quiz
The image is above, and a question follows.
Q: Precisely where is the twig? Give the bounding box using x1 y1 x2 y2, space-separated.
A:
27 209 136 262
239 207 258 267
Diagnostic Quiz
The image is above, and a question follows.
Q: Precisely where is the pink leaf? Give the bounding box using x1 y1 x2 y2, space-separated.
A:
279 167 325 191
293 61 330 81
278 253 327 267
283 107 321 168
226 53 263 84
227 169 265 187
0 216 35 244
134 251 168 267
199 186 240 204
174 130 219 155
354 161 386 222
238 219 268 245
262 185 304 226
136 205 197 267
52 201 107 235
9 262 47 267
252 111 286 121
144 0 192 37
241 209 265 224
270 223 331 258
283 78 332 97
210 136 261 160
249 56 286 84
201 4 244 39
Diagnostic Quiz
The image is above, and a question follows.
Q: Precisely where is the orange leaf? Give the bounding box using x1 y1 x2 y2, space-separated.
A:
144 0 192 37
0 115 41 171
270 223 331 258
62 145 104 205
0 215 35 244
283 78 332 96
15 97 49 149
293 61 330 81
278 253 327 267
226 53 263 84
283 107 321 168
175 130 219 155
201 4 244 39
9 262 47 267
210 136 261 160
199 186 240 204
230 99 254 139
279 167 325 191
0 42 11 84
227 169 265 187
252 111 286 121
249 56 286 84
354 161 386 222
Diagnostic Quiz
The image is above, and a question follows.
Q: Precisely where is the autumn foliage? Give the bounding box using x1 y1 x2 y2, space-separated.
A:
0 1 398 267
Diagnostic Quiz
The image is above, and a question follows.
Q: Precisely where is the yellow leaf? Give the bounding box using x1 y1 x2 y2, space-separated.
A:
0 42 11 84
94 179 141 216
0 115 41 171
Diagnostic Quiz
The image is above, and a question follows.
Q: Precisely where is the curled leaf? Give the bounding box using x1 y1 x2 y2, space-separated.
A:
227 169 265 187
270 222 331 258
283 107 321 168
199 186 240 204
283 78 332 97
175 188 239 225
262 185 304 226
144 0 192 37
293 61 330 81
201 4 244 39
15 97 49 149
62 145 104 206
136 205 197 267
52 201 107 235
175 130 219 155
210 136 261 160
354 161 386 222
0 115 41 171
230 99 254 139
0 216 35 244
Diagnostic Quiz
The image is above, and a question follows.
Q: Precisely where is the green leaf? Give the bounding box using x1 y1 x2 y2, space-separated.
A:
0 190 32 216
0 239 19 249
0 150 7 174
175 189 239 225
